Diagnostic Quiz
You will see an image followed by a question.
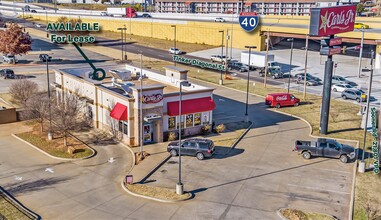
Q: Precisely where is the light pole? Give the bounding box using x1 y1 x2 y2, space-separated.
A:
287 38 294 94
124 24 127 61
176 80 191 195
139 52 144 158
225 29 229 80
171 25 177 66
219 30 224 85
303 35 309 100
357 29 365 78
244 46 256 123
117 27 126 62
359 50 375 173
41 54 53 140
264 19 280 88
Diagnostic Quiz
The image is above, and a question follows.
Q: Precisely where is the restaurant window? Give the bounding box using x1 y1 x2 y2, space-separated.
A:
177 115 185 128
194 113 201 126
123 121 128 135
168 117 176 130
119 121 123 132
202 112 210 124
186 114 193 127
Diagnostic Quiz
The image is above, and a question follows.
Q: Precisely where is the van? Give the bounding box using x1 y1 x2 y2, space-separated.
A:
265 93 300 108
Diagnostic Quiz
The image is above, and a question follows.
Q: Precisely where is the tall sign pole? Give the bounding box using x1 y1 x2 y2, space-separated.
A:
309 5 356 135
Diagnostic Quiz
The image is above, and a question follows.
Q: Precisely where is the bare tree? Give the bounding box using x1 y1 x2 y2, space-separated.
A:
24 92 51 132
359 189 381 220
9 79 39 107
52 91 85 146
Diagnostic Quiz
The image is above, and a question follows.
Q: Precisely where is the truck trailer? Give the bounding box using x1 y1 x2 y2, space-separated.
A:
106 7 137 18
240 51 278 70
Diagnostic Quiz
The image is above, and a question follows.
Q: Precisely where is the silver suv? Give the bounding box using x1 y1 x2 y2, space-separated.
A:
341 89 366 103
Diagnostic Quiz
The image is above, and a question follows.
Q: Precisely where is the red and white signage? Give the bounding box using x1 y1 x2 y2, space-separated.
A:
329 38 342 46
309 5 356 36
142 93 163 104
329 47 342 56
275 95 287 101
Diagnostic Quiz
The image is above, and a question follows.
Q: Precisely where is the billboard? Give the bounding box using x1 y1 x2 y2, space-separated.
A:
309 5 356 36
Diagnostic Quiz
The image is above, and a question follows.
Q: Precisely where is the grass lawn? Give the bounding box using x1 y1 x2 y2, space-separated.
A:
0 93 18 108
0 196 30 220
280 208 335 220
354 171 381 220
16 125 93 159
126 183 190 201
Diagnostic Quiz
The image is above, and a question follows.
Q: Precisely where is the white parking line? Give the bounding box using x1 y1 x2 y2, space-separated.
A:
158 55 166 58
287 184 350 195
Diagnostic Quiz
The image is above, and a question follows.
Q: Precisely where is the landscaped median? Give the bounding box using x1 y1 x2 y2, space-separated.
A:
14 123 94 160
278 208 337 220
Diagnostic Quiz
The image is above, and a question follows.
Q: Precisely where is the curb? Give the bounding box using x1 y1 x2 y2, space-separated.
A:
120 181 192 203
118 142 136 174
12 134 96 161
227 121 253 154
277 208 338 220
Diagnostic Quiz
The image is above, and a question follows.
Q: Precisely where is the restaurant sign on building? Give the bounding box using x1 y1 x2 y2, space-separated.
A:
309 5 356 37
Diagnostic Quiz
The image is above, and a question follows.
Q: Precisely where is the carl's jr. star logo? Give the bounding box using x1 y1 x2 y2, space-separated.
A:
320 11 328 32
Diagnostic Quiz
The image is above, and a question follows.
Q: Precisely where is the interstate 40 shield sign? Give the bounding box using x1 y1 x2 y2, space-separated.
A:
239 12 259 32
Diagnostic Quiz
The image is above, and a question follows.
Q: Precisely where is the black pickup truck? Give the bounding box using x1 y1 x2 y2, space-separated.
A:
293 138 356 163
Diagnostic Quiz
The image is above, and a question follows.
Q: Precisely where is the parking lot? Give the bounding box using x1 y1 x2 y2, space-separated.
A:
145 81 355 219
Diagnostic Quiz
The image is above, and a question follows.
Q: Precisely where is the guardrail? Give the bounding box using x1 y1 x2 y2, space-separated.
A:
0 186 41 220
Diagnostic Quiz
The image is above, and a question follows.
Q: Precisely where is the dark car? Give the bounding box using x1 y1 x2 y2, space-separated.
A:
31 9 37 13
228 61 249 72
39 54 52 62
0 69 14 79
142 13 151 18
293 138 355 163
295 75 319 86
167 138 215 160
294 73 321 82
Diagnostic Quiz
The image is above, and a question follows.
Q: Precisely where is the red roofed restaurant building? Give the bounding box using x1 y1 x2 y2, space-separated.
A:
54 65 216 146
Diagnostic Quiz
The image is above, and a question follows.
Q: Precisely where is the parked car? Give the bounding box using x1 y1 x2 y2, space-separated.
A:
354 22 369 29
142 13 151 18
341 88 367 102
293 138 355 163
214 17 225 22
265 93 300 108
2 54 18 64
210 55 231 64
228 61 249 72
39 54 52 62
259 67 283 79
0 69 14 79
31 9 37 13
169 48 182 55
100 11 109 16
294 73 321 82
331 75 357 86
167 138 215 160
295 76 319 86
332 84 353 92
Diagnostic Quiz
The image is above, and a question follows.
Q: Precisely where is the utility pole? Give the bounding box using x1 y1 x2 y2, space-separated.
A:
264 30 270 88
139 53 144 158
303 35 309 100
225 29 229 79
357 30 365 78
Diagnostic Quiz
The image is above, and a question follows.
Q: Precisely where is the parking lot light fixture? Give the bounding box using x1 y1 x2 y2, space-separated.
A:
40 54 53 140
244 45 256 123
117 27 127 62
171 25 177 66
219 30 224 85
287 38 294 94
176 80 191 195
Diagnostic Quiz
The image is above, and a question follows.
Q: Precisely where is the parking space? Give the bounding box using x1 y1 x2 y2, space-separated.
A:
146 81 354 219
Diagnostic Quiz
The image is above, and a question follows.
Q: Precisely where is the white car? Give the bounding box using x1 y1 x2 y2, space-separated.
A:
210 55 231 63
214 17 225 22
169 48 182 55
35 23 45 28
332 84 353 92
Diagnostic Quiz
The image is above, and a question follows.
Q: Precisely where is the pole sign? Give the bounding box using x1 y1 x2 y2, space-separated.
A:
371 107 379 174
239 12 259 32
329 37 342 46
309 5 356 36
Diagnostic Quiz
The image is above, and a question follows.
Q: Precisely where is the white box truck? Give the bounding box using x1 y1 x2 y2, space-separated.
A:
241 51 279 69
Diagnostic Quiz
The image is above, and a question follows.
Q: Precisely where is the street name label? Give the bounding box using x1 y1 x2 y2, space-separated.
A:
173 55 225 71
371 107 379 174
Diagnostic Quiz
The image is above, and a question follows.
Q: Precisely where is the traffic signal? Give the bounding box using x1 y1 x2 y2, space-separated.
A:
342 46 347 54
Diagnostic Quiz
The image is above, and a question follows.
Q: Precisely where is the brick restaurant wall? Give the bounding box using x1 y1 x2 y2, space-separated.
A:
0 108 17 124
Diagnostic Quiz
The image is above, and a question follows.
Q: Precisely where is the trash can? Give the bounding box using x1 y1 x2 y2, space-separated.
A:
125 175 133 184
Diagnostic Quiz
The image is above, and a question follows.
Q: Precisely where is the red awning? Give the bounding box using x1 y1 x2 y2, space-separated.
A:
110 102 128 121
167 97 216 116
245 2 252 6
184 1 191 5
